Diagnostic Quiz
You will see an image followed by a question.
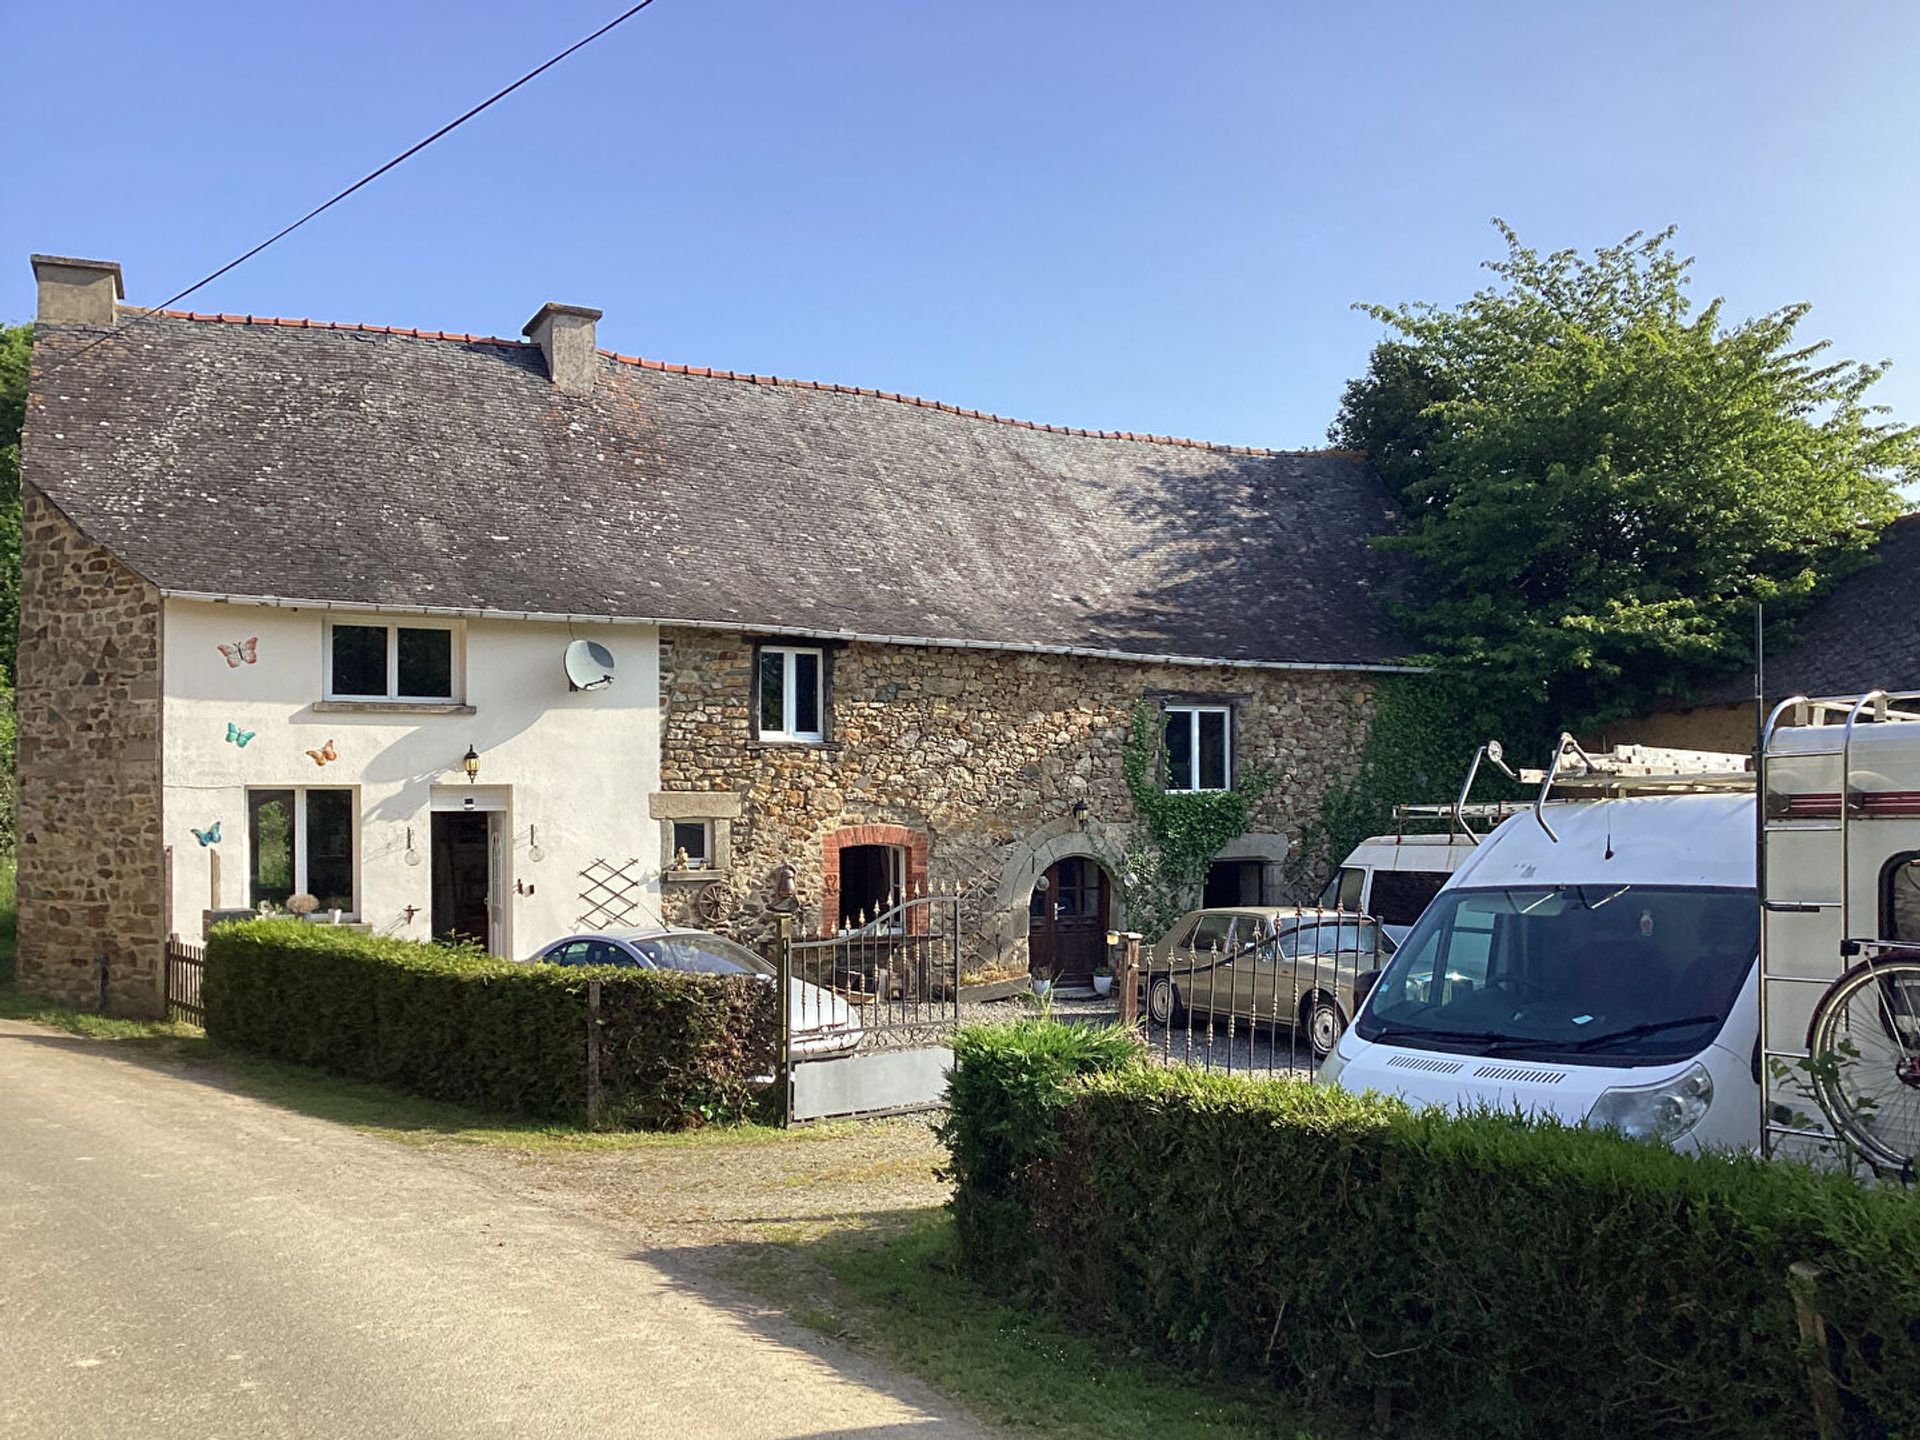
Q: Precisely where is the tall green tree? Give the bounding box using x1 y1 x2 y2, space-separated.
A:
1333 224 1919 727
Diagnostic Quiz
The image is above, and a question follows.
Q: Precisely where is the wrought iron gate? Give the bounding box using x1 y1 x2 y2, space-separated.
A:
775 891 962 1122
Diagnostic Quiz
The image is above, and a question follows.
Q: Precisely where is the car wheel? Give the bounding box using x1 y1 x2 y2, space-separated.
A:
1306 995 1345 1062
1147 975 1183 1025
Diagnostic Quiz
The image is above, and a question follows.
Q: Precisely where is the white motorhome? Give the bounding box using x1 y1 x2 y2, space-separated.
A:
1322 740 1765 1152
1327 711 1920 1167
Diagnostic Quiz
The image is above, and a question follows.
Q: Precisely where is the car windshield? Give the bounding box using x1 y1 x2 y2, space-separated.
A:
1354 885 1756 1065
634 934 775 977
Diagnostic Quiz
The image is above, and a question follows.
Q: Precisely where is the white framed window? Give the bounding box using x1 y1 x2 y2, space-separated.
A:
756 645 825 742
247 787 356 915
1164 705 1231 792
325 620 460 702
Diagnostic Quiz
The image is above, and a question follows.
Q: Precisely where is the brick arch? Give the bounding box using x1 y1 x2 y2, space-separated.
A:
821 824 931 929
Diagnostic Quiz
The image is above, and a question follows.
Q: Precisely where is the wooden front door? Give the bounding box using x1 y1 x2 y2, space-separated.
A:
1029 857 1111 985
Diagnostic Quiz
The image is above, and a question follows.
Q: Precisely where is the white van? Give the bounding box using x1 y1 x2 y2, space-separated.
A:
1320 833 1480 944
1322 751 1763 1154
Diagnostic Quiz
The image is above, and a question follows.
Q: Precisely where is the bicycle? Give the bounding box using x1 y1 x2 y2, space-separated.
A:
1802 945 1920 1179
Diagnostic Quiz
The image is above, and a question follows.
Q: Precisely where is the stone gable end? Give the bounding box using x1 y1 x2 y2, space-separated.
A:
15 486 167 1015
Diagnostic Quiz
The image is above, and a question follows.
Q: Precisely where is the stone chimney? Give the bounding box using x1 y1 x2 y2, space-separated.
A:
32 254 124 327
521 302 602 395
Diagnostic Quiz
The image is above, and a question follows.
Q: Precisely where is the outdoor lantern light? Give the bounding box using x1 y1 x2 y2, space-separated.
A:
527 824 545 864
404 827 422 868
462 744 480 782
1071 799 1090 826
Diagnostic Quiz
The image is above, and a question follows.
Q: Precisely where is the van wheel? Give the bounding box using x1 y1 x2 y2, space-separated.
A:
1147 975 1183 1026
1305 995 1346 1062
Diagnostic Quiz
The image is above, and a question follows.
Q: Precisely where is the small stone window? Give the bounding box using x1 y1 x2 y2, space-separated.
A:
1164 705 1231 792
670 820 711 870
1204 858 1265 908
755 645 826 742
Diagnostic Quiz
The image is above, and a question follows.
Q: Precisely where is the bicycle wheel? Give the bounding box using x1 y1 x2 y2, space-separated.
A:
1806 957 1920 1176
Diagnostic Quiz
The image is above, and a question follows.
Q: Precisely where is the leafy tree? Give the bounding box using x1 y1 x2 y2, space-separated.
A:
1333 224 1919 727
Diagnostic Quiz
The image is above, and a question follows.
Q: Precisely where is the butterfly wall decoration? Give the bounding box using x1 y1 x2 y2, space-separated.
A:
191 822 222 847
307 739 338 767
225 722 256 748
217 637 259 667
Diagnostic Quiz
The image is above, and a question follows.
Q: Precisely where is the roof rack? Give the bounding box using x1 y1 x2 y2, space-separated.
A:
1391 798 1535 839
1524 734 1753 842
1421 735 1754 847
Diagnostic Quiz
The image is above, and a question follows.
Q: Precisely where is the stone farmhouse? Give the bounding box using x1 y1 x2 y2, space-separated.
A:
17 254 1413 1016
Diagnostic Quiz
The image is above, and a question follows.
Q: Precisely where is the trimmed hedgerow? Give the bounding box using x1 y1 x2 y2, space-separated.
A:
946 1021 1920 1439
940 1018 1146 1286
203 920 776 1128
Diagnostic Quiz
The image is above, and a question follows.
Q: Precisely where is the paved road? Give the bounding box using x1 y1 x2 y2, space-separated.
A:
0 1020 992 1440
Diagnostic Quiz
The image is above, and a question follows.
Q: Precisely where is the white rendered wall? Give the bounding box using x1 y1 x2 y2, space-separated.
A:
161 600 661 956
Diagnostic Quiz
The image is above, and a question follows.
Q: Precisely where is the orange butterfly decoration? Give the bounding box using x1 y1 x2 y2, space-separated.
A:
306 739 338 767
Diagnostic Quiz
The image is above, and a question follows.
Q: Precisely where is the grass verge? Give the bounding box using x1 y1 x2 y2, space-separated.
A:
0 984 855 1152
751 1214 1326 1440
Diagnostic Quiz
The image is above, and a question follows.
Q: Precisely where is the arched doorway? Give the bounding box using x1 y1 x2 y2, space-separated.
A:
1029 856 1111 988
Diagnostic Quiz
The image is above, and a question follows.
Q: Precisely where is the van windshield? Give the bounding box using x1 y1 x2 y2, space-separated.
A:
1354 885 1756 1066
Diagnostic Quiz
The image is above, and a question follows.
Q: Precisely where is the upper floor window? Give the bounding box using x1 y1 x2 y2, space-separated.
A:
327 621 458 702
757 645 824 742
1164 705 1231 792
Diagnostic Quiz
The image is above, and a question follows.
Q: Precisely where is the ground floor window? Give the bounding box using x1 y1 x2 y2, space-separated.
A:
839 843 905 931
670 820 712 870
1203 858 1265 908
248 788 354 913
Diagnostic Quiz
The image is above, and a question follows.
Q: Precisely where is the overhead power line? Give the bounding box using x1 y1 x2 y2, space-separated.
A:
41 0 664 377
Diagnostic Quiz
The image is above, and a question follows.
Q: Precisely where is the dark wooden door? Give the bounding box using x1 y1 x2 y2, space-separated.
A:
432 812 492 949
1029 857 1111 985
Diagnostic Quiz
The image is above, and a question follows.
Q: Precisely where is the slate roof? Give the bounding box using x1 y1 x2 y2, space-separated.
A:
1689 513 1920 706
23 310 1414 669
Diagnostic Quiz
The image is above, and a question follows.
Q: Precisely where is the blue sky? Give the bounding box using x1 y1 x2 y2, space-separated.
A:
4 1 1916 451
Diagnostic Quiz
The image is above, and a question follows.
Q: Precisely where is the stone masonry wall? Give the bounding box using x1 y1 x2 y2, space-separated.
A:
15 486 167 1015
657 629 1376 979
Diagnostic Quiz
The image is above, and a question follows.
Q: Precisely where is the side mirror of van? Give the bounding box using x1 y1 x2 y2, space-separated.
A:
1354 969 1383 1010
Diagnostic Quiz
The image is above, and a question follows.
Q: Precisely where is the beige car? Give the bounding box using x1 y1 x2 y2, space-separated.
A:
1144 906 1395 1060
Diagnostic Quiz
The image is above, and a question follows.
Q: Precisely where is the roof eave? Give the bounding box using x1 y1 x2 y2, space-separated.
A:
158 588 1425 676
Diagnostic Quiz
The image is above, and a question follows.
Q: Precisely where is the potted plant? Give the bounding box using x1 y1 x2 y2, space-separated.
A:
1091 960 1114 998
1030 972 1054 998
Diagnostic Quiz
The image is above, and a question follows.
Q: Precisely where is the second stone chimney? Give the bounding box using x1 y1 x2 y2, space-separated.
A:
522 302 603 395
32 254 124 327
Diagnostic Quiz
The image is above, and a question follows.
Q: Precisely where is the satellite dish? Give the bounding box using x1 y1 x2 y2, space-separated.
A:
564 639 616 692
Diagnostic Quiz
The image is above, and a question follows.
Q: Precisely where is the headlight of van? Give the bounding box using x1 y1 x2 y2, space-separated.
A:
1585 1063 1713 1143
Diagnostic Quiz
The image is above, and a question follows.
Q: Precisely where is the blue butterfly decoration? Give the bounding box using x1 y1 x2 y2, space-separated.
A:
191 822 221 847
225 722 256 748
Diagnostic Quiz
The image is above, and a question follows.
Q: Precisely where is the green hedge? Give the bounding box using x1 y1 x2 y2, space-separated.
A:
946 1021 1920 1439
203 920 776 1128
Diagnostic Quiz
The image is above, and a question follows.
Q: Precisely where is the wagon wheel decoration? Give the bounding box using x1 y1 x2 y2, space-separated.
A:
693 879 734 928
